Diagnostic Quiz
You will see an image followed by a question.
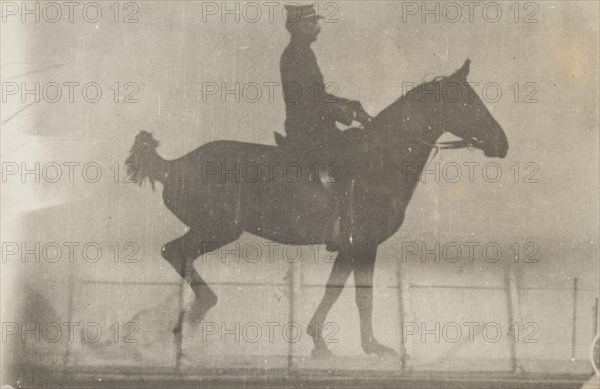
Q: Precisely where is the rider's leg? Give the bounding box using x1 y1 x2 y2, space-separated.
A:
325 138 353 252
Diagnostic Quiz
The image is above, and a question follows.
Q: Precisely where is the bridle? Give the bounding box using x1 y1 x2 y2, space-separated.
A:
426 135 484 153
418 132 485 167
371 125 485 175
362 95 487 170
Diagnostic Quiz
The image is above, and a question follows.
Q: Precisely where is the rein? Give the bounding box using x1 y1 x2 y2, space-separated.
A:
418 135 483 168
428 137 473 153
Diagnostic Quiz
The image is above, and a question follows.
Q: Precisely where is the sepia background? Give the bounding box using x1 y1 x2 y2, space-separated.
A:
1 1 599 386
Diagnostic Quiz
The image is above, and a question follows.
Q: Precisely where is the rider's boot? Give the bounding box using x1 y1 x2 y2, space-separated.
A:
326 181 352 252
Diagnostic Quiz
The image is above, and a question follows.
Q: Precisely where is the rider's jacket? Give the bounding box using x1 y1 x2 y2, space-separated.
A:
280 38 354 145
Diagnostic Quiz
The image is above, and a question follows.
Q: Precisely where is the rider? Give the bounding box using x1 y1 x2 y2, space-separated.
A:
280 4 371 157
280 4 371 249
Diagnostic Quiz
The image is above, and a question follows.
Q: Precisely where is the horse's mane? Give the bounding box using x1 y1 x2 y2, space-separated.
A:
371 75 451 133
398 75 449 104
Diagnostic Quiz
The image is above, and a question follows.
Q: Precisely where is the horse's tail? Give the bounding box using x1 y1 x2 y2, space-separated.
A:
125 131 163 191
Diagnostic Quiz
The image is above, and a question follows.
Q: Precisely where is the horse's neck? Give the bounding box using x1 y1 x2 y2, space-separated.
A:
370 100 443 228
387 134 438 195
378 100 443 184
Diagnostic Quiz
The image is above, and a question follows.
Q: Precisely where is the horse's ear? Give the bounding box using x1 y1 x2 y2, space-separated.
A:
454 59 471 80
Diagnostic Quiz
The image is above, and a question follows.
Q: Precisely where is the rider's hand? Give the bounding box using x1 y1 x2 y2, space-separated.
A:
355 110 373 126
349 100 362 109
349 101 373 126
338 105 355 126
348 100 372 125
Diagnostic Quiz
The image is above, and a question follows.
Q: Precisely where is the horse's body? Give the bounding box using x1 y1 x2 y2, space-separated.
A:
160 129 407 248
127 60 508 359
164 140 342 245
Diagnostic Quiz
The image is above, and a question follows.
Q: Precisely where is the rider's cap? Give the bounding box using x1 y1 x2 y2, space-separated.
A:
284 4 324 23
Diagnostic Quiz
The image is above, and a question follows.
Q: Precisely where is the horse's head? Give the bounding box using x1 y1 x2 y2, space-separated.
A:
438 59 508 158
125 131 161 190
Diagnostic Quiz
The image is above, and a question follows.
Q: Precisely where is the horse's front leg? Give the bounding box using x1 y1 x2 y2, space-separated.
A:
307 249 354 358
354 245 399 359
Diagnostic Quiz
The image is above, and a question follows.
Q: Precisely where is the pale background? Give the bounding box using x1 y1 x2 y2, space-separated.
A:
1 0 598 382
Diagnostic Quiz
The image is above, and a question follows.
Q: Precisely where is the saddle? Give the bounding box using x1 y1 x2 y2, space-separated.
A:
274 131 340 184
274 131 354 252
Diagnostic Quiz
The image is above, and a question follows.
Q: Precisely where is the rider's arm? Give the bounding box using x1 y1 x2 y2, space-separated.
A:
318 97 354 126
299 49 356 126
320 82 367 125
281 48 356 127
315 80 356 125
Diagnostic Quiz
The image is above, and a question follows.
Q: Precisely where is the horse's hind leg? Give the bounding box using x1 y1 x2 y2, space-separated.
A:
161 229 238 328
307 249 354 358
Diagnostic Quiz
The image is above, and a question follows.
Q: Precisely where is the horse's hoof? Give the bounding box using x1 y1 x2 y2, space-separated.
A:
311 345 335 359
173 324 183 334
363 342 399 360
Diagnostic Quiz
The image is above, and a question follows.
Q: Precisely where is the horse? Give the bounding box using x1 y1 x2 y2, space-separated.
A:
126 59 509 359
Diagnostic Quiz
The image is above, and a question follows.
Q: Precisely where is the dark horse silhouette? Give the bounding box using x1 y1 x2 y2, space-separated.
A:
126 60 508 359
